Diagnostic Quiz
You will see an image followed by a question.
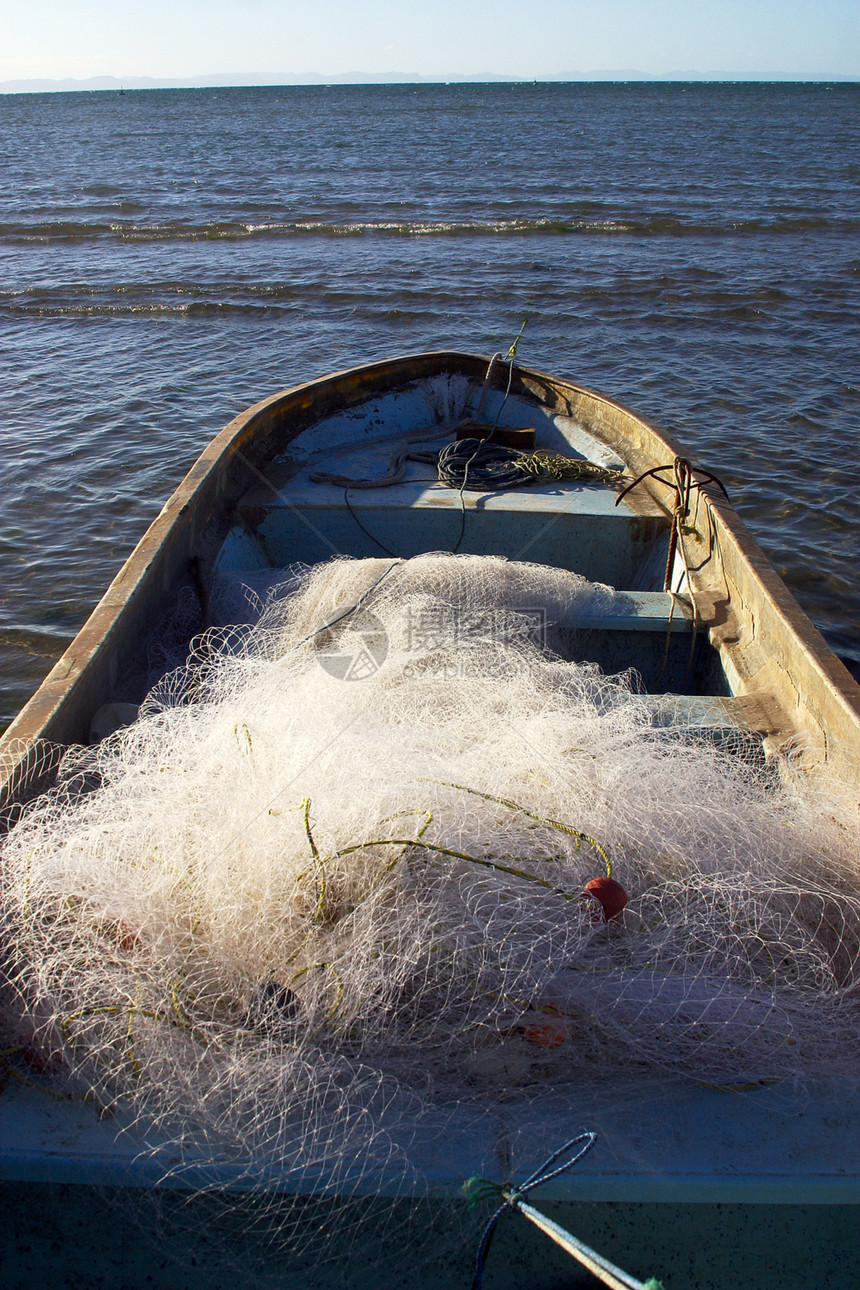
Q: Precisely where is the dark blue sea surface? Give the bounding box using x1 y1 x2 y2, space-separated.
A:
2 81 859 727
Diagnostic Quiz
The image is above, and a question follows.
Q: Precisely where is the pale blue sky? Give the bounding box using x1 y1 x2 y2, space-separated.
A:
2 0 858 84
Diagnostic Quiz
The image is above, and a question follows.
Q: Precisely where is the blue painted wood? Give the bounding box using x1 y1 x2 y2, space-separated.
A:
236 498 662 587
1 1074 857 1205
231 421 666 585
573 592 693 632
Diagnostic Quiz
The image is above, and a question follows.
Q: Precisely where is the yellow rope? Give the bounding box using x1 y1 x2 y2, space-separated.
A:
522 451 624 486
335 837 577 900
285 798 329 966
1 1059 70 1100
287 962 344 1021
425 780 612 877
47 789 607 1076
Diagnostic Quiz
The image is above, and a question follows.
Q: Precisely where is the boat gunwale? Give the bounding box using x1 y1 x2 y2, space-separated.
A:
2 349 859 806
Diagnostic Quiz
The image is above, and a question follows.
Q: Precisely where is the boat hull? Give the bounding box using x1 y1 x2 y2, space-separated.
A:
3 351 858 803
3 352 860 1289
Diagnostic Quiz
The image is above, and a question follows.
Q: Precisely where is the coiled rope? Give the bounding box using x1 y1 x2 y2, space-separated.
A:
438 438 626 492
309 436 624 495
465 1133 665 1290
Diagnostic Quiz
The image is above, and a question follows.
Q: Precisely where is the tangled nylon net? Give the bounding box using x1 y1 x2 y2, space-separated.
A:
2 554 859 1262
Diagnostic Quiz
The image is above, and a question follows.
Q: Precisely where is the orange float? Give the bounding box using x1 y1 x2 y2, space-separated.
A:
582 876 628 922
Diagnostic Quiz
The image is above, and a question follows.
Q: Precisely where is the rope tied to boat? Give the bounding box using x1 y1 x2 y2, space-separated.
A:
614 456 730 592
465 1133 665 1290
616 456 731 688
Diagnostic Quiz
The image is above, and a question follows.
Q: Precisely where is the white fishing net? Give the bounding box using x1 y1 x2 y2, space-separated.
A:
2 553 859 1269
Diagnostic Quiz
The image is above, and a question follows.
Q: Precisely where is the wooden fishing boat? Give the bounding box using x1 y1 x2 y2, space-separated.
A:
2 351 860 1289
4 349 859 791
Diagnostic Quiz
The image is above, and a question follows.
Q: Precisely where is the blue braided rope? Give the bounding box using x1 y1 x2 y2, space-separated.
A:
465 1131 597 1290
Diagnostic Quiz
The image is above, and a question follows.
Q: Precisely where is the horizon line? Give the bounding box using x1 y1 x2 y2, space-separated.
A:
3 71 859 95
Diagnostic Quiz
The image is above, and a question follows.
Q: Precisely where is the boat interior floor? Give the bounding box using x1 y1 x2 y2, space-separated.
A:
209 398 735 705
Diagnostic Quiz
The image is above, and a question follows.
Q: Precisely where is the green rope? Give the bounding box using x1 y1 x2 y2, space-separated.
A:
335 837 577 900
287 961 344 1021
425 779 613 877
465 1133 665 1290
437 440 624 493
507 319 528 359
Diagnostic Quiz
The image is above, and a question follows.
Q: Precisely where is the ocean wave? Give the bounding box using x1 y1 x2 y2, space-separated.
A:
1 275 853 323
0 281 461 320
0 299 460 321
0 213 854 244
